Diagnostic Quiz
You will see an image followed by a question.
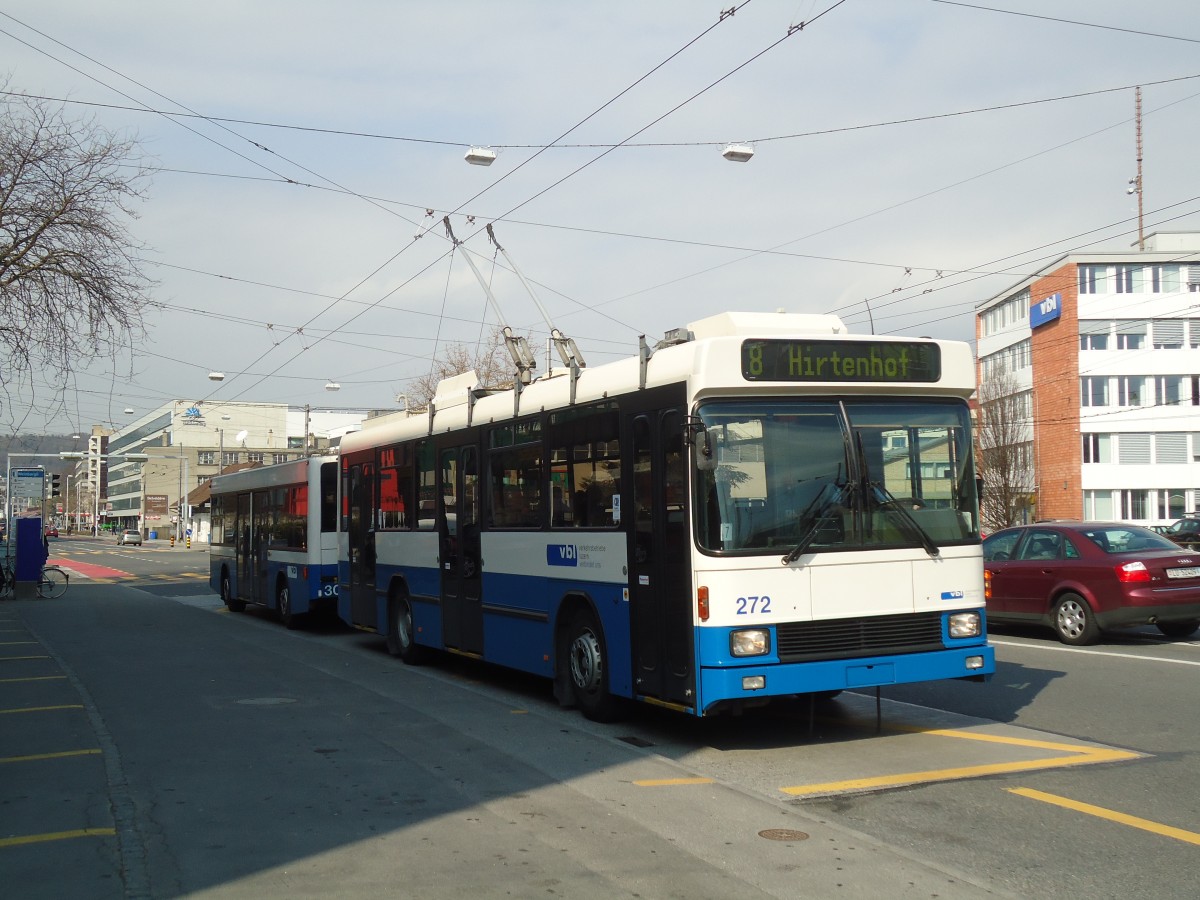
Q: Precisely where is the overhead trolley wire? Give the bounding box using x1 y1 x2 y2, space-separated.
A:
11 72 1200 149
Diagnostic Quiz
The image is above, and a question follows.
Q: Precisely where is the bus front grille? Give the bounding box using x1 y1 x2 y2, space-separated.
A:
775 612 945 663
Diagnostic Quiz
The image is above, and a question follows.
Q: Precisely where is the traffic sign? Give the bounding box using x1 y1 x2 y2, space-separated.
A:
9 468 45 503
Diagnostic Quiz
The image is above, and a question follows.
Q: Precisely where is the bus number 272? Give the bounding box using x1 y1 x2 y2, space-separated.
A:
736 595 771 615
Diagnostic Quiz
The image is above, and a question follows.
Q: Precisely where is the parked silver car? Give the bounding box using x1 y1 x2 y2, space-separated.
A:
117 529 143 546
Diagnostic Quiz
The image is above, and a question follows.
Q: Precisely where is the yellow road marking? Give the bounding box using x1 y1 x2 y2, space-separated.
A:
0 656 49 661
1010 788 1200 846
781 727 1140 797
0 749 101 764
0 641 37 646
0 704 84 715
0 827 116 848
634 777 716 787
0 675 67 684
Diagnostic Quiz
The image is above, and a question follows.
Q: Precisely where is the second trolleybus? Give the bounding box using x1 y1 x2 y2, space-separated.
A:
337 311 995 719
209 456 339 628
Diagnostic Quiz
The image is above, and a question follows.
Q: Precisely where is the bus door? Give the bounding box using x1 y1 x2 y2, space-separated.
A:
628 405 693 708
253 489 272 603
345 459 376 628
439 444 483 654
235 493 254 600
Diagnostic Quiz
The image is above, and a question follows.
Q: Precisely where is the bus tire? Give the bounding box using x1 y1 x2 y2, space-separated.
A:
387 595 429 664
221 569 246 612
277 581 298 630
565 609 623 722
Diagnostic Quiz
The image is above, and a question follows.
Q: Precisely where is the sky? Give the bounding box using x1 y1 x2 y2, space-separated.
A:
2 0 1199 435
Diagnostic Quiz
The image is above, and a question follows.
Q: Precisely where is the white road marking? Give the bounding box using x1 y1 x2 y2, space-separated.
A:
989 638 1200 666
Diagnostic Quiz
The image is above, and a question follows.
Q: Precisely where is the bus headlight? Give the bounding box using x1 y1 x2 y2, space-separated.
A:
730 629 770 657
948 612 982 639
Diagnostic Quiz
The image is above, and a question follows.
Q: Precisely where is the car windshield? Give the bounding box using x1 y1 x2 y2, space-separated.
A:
1077 526 1180 554
694 398 979 555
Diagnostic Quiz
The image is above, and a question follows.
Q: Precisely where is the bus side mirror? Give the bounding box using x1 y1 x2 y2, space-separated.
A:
696 430 717 471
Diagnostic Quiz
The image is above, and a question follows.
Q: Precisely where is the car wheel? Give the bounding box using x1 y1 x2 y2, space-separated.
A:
1053 593 1099 645
221 570 246 612
1156 620 1199 639
564 609 624 722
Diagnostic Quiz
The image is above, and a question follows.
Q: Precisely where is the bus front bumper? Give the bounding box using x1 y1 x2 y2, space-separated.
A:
697 644 995 714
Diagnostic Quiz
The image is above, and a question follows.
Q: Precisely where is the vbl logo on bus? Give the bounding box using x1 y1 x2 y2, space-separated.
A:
547 545 579 567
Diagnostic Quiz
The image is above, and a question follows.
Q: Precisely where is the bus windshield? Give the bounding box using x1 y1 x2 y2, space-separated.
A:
694 398 979 555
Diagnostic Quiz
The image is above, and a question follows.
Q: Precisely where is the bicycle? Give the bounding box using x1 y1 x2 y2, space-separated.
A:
37 566 69 599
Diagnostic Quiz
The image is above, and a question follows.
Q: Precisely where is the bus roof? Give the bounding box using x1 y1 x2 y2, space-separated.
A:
341 311 974 455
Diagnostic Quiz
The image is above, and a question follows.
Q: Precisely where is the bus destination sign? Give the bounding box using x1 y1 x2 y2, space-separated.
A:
741 339 941 383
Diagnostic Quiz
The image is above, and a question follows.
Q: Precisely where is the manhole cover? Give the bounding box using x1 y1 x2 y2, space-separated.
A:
758 829 810 842
236 697 297 706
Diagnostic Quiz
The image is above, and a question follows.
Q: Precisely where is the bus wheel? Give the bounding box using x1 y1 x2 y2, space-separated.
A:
277 582 298 630
566 610 623 722
221 570 245 612
387 595 428 664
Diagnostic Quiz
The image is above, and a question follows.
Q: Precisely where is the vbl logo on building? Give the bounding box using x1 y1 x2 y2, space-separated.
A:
547 545 579 567
1029 292 1061 329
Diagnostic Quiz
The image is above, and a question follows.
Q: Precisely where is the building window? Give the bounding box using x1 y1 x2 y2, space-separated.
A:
1081 376 1109 407
1161 489 1187 520
1156 433 1187 464
1188 265 1200 292
1151 264 1179 293
1082 433 1111 463
272 454 289 464
1114 265 1142 293
1115 321 1146 349
222 451 239 466
198 451 216 465
1079 321 1109 350
1121 490 1149 519
1117 376 1147 407
247 452 264 464
1085 490 1114 520
1078 265 1106 294
1152 320 1185 349
982 290 1029 336
1158 375 1187 407
1118 433 1151 464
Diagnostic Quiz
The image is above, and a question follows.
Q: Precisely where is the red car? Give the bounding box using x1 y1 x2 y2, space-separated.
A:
983 522 1200 645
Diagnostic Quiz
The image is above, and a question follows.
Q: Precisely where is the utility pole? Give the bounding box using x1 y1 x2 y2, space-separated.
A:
1134 86 1144 250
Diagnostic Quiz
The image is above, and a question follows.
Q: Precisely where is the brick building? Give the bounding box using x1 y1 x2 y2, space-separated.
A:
976 231 1200 527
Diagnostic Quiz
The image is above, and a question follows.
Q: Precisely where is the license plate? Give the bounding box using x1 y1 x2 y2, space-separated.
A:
1167 567 1200 579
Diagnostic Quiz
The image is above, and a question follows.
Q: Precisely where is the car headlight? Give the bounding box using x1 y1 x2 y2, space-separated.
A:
948 611 982 638
730 628 770 657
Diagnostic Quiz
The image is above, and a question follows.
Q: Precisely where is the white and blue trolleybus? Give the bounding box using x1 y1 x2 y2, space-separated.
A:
209 456 339 628
337 311 995 719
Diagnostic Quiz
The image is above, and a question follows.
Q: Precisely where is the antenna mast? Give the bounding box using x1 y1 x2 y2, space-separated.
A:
1135 86 1144 250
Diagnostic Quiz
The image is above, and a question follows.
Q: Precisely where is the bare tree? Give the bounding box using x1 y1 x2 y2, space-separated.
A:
977 370 1036 532
403 326 524 407
1 90 155 398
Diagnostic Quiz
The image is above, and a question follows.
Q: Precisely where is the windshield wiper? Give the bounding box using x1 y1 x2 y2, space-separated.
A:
781 479 848 565
872 481 940 558
850 428 939 558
